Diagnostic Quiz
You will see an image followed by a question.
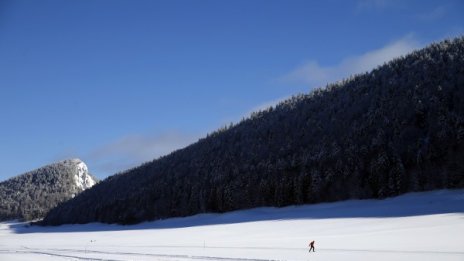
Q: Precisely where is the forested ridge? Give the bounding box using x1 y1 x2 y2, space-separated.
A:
42 37 464 225
0 159 97 221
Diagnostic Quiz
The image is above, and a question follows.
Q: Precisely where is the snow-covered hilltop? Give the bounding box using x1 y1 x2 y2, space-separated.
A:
62 158 97 191
0 159 98 221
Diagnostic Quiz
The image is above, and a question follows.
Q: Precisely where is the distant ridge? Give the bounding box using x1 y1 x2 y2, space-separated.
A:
0 159 97 221
42 36 464 226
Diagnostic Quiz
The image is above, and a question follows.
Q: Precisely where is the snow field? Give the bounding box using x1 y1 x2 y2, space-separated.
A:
1 189 463 261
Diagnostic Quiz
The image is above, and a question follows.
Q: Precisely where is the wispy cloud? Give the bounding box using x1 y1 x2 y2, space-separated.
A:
247 96 291 115
248 35 423 118
86 131 200 177
280 34 421 89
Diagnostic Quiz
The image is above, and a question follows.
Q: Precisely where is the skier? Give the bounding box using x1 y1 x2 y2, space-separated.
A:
308 240 315 252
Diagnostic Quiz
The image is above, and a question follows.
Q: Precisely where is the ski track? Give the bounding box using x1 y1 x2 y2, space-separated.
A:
7 246 283 261
1 245 463 261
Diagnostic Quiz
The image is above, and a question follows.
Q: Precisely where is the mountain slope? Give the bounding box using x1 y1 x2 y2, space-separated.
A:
42 37 464 226
0 159 97 221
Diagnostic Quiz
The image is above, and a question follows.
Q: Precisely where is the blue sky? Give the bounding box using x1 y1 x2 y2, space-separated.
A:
0 0 463 181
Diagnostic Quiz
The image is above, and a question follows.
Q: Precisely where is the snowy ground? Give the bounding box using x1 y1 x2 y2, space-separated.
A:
1 190 463 261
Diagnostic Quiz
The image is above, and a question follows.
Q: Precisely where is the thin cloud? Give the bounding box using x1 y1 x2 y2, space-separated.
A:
86 131 200 177
248 96 290 115
280 35 421 89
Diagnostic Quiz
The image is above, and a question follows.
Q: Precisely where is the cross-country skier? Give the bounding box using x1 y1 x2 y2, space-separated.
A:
308 240 315 252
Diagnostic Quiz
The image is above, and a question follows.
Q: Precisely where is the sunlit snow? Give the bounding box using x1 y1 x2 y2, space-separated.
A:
66 159 95 191
1 190 463 261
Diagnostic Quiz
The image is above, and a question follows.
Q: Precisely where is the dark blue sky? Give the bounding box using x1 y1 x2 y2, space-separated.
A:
1 0 463 180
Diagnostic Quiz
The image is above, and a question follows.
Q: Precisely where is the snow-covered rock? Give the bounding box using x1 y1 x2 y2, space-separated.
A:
64 159 96 191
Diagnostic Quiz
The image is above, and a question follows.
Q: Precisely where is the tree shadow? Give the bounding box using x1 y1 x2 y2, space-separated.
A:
9 189 464 234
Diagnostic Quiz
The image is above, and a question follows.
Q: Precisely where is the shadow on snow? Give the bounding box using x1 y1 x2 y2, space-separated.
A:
8 189 464 234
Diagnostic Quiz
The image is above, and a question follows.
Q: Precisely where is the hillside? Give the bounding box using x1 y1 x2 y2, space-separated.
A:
0 159 97 221
42 37 464 226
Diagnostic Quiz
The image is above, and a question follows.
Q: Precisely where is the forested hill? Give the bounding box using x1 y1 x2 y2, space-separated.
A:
0 159 97 221
42 37 464 226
